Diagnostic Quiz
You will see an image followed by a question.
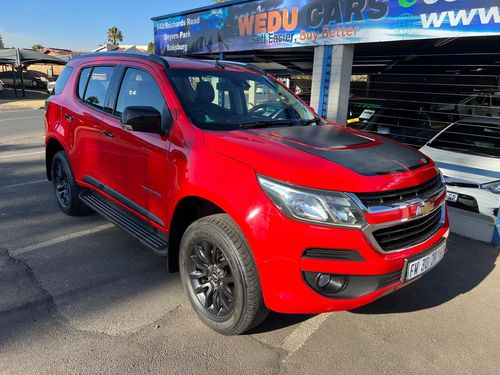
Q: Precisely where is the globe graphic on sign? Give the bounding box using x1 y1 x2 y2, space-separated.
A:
395 13 415 35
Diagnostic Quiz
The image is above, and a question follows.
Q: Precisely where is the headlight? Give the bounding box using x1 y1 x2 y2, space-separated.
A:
438 170 446 184
257 176 366 228
482 181 500 194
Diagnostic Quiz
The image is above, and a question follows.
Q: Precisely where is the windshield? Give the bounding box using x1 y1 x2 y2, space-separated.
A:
429 122 500 158
347 102 382 129
167 69 315 130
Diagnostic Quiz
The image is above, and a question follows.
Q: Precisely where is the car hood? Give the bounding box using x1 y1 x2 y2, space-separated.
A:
204 125 437 192
420 145 500 185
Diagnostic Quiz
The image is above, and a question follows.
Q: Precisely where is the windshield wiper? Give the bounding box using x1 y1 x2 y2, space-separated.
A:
302 117 323 126
239 117 323 130
239 120 295 130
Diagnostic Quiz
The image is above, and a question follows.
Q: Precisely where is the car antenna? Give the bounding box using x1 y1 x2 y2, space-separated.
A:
209 49 225 70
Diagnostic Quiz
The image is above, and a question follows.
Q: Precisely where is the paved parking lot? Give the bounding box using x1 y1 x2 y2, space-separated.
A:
0 109 499 374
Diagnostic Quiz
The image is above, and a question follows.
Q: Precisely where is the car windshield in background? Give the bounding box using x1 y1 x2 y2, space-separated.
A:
429 122 500 158
167 69 315 131
347 102 382 129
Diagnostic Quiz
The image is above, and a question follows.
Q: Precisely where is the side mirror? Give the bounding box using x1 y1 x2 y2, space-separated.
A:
121 106 166 134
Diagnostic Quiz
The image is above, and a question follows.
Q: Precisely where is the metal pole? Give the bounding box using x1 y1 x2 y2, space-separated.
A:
12 64 18 98
20 66 25 98
15 48 25 98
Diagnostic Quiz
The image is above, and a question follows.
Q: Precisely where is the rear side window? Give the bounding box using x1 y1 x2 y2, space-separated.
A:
77 68 91 99
54 66 73 95
82 67 115 110
115 68 165 116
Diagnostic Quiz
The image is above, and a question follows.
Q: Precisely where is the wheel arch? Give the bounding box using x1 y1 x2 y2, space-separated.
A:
168 195 226 272
45 137 65 180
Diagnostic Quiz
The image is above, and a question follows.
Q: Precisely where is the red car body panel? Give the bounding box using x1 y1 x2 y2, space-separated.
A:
45 54 449 314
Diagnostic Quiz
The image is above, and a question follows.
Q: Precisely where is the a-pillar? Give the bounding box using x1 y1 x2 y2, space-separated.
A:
310 44 354 124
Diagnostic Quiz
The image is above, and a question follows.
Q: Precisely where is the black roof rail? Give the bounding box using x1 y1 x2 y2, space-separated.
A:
213 59 267 75
72 52 169 68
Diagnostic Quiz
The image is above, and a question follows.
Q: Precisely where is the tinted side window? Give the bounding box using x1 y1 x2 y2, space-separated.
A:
54 66 73 95
77 68 91 99
115 68 165 116
83 67 115 110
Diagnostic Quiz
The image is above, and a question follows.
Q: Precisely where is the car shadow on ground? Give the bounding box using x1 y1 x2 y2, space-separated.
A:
248 312 315 334
352 234 499 314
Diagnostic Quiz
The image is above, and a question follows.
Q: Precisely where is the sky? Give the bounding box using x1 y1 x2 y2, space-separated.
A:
0 0 211 51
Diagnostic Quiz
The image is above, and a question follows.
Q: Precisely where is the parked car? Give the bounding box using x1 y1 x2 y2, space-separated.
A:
0 80 3 95
45 53 449 335
434 91 500 120
0 70 49 89
347 98 434 147
420 117 500 217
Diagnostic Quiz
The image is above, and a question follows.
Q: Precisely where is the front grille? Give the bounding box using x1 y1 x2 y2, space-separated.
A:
356 175 443 207
372 206 444 252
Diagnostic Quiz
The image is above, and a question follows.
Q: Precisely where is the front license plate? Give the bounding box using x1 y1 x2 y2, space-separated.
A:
446 192 458 203
405 242 446 282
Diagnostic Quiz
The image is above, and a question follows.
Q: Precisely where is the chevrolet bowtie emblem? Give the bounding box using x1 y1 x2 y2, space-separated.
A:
417 200 434 216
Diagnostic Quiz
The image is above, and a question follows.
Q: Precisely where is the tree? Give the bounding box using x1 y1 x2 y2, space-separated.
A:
32 44 44 51
107 26 123 45
212 0 231 3
147 42 154 54
0 35 4 49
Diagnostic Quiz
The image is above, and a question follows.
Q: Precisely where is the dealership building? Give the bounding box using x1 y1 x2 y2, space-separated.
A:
152 0 500 244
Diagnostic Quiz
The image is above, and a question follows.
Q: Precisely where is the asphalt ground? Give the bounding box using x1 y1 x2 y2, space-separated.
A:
0 109 499 374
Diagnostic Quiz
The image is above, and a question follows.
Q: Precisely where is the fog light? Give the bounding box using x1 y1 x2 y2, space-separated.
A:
315 273 347 295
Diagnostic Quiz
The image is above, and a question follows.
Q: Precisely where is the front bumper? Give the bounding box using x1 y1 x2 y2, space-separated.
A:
248 199 450 314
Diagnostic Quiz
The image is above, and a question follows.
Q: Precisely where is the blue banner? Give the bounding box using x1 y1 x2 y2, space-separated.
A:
153 0 500 55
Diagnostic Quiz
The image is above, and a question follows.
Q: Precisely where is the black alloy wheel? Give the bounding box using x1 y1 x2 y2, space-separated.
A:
189 240 235 317
51 151 89 216
54 160 71 207
179 214 269 335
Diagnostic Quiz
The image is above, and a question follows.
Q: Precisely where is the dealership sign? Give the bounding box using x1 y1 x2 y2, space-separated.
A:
153 0 500 55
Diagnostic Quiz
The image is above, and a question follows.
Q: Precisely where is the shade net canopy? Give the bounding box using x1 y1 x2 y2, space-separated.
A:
0 48 66 65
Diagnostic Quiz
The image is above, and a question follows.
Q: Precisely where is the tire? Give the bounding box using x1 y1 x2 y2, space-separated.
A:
51 151 88 216
179 214 269 335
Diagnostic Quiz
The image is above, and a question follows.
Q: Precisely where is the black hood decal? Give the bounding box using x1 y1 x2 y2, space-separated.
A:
247 126 428 176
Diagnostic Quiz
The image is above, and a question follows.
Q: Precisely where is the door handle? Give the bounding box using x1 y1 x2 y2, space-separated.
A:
64 114 73 122
102 130 115 139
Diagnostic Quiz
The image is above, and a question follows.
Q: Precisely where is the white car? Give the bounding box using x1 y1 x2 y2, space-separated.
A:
435 92 500 119
420 117 500 218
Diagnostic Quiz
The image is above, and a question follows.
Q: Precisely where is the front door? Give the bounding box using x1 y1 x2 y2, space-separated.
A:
99 64 173 228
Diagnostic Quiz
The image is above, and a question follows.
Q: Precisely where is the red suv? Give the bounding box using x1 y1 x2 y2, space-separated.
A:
45 53 449 335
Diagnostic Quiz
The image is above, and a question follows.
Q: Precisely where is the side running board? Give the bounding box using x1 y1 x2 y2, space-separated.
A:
79 189 168 256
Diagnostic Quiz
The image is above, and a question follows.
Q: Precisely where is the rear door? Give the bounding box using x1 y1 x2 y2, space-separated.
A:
66 65 116 184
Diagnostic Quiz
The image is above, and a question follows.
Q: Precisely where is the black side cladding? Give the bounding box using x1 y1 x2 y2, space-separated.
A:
250 125 429 176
